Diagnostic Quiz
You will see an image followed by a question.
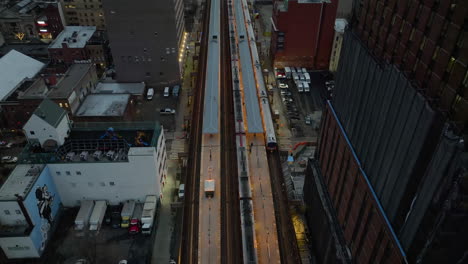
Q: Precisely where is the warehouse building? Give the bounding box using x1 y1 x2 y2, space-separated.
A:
0 100 167 259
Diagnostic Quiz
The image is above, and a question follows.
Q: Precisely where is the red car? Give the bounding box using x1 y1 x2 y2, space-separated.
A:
128 219 141 235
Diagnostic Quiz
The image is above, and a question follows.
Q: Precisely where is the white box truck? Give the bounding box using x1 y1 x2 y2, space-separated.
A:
304 72 311 83
121 200 136 228
304 82 310 93
75 200 94 230
205 179 215 198
141 195 157 235
89 200 107 231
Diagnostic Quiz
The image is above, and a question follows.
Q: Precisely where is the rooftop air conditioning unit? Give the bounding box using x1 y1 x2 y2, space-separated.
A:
66 152 75 161
80 151 88 161
93 150 102 160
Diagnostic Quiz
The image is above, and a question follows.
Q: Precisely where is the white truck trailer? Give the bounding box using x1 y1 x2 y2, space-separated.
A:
89 200 107 231
205 179 215 197
121 200 136 228
141 195 157 235
74 200 94 230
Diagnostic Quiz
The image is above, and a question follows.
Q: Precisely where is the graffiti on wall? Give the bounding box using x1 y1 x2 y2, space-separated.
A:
35 184 54 251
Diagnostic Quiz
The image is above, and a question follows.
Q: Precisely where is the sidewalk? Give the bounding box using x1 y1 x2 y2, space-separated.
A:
151 9 201 263
151 159 178 263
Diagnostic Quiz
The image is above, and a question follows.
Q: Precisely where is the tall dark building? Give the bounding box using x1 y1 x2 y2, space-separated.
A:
102 0 185 86
304 0 468 263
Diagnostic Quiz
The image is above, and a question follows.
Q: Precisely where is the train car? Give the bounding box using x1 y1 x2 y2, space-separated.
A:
259 91 277 150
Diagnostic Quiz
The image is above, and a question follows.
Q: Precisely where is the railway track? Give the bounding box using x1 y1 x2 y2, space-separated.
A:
268 151 302 264
220 0 242 263
179 0 211 262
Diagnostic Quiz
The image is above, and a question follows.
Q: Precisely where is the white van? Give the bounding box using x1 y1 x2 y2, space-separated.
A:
284 67 292 79
163 87 170 97
178 184 185 199
297 82 304 93
303 82 310 92
146 88 154 100
304 72 311 83
292 72 299 82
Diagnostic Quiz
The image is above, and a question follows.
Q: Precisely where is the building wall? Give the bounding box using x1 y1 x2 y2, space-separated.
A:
22 166 61 257
318 102 407 263
0 201 24 226
23 115 68 148
47 147 162 207
102 0 183 86
0 166 62 259
0 237 38 259
48 43 89 64
60 0 106 30
271 0 338 69
354 0 468 131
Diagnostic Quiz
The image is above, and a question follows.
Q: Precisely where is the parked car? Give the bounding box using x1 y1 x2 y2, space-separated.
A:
278 83 289 89
129 219 141 235
1 156 17 163
160 108 176 115
178 184 185 199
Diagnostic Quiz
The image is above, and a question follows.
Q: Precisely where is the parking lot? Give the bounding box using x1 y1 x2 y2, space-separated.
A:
272 69 325 138
41 207 154 264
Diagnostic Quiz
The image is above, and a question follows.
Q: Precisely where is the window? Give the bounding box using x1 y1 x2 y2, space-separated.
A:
59 103 63 107
71 183 76 187
146 72 151 77
160 72 164 76
76 171 81 175
4 210 10 215
100 182 105 187
15 210 21 215
66 171 71 176
30 131 35 135
56 171 61 176
109 181 115 186
88 182 94 187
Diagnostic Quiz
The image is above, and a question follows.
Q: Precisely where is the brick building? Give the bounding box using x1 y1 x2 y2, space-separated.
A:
270 0 338 69
305 0 468 263
48 26 109 68
59 0 106 30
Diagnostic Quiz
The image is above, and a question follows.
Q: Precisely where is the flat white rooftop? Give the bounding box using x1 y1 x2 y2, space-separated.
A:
94 82 145 95
76 94 130 117
49 26 96 49
0 164 45 201
0 50 45 101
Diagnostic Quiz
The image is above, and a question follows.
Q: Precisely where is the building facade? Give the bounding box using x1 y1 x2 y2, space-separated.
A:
354 0 468 126
270 0 338 69
306 0 468 263
102 0 185 86
0 164 62 259
59 0 106 30
0 0 64 43
48 26 109 67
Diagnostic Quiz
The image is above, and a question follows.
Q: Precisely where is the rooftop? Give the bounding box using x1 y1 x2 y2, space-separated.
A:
33 99 67 128
48 63 92 98
0 164 45 201
76 94 130 117
17 122 162 164
94 82 145 95
0 50 45 101
49 26 96 49
18 78 48 99
0 44 49 59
